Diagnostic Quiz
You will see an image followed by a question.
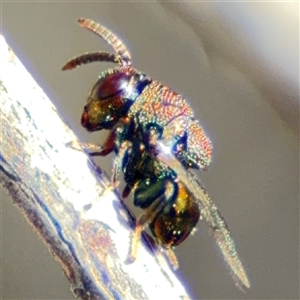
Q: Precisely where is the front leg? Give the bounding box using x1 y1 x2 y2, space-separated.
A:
66 128 117 156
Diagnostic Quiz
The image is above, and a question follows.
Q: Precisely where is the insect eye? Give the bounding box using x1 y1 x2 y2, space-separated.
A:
90 72 131 100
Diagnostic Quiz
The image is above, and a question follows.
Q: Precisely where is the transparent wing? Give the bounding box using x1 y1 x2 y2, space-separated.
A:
156 141 250 290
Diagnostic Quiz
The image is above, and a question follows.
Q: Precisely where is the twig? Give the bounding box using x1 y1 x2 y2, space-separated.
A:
0 35 190 300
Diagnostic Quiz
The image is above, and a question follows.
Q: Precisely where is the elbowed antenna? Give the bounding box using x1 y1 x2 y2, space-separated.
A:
78 18 132 66
62 52 121 70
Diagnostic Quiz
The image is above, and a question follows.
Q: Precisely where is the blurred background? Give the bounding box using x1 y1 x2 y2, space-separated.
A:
1 2 299 299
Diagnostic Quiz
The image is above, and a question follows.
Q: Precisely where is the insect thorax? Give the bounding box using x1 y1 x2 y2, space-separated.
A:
128 81 212 170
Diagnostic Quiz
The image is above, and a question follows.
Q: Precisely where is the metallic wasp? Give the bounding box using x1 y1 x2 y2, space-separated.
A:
63 18 250 290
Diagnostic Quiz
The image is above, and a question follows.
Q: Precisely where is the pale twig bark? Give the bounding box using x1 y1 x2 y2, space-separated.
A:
0 35 189 300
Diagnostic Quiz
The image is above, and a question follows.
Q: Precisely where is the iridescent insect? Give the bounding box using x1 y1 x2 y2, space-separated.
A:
63 18 250 290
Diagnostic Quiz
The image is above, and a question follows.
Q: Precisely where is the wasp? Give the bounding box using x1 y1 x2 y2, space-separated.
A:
63 18 250 290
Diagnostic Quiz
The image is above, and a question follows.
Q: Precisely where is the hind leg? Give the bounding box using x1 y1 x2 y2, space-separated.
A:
128 178 178 265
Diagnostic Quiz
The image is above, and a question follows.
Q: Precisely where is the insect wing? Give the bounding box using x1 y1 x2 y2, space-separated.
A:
156 141 250 290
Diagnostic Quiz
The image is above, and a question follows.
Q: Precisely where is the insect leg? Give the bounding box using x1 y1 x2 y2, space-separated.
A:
112 140 132 185
122 184 132 199
128 196 166 263
165 248 179 270
66 128 117 156
128 179 177 263
91 128 117 156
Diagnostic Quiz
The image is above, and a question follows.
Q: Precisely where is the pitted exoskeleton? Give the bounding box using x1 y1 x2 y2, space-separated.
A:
63 18 250 290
